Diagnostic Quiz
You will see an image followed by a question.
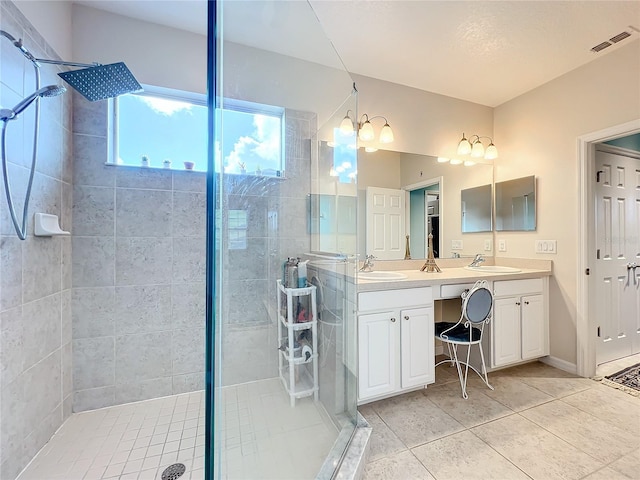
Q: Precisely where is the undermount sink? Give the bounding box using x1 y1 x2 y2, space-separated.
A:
358 271 408 281
464 265 521 273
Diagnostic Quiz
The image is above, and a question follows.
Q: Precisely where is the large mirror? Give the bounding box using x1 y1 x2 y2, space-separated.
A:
495 175 536 231
461 184 492 233
359 150 494 259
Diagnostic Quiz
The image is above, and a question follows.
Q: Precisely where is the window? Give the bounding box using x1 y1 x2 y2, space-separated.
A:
112 85 284 175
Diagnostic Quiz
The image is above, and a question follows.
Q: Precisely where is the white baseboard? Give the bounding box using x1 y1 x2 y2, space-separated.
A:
540 356 578 375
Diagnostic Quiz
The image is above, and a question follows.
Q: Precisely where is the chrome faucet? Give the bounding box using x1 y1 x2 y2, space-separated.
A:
468 254 485 267
360 254 375 272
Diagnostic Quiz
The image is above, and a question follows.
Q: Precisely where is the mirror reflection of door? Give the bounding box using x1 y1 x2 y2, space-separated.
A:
408 179 441 258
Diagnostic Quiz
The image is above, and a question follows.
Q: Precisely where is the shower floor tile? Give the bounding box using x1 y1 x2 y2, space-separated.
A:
17 379 339 480
17 391 205 480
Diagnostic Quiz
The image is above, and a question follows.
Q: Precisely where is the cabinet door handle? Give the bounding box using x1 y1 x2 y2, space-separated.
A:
516 302 521 306
524 301 529 305
391 317 396 322
404 315 409 320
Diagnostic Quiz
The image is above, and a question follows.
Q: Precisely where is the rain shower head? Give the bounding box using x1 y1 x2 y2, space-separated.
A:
58 62 142 102
0 84 66 121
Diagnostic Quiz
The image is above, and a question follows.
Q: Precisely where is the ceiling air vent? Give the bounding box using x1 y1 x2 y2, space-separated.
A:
591 41 612 53
609 31 631 43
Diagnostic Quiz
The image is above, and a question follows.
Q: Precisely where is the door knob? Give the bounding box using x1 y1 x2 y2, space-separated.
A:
516 301 521 306
390 317 396 322
404 315 409 320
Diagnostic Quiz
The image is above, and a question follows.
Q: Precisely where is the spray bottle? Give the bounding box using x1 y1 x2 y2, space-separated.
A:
297 260 308 288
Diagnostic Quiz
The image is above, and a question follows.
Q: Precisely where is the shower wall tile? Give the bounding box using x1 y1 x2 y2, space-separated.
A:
28 173 62 233
73 386 116 412
22 293 61 371
114 285 171 335
172 328 205 375
73 337 115 390
23 236 61 303
172 236 206 283
1 376 25 475
115 377 173 405
268 196 309 239
23 350 61 437
72 287 115 339
61 236 72 290
222 326 277 386
116 188 172 237
116 167 173 190
62 341 73 401
226 194 268 238
73 134 112 187
172 282 206 330
72 185 114 236
72 236 115 287
116 237 173 285
227 237 268 282
72 91 108 136
0 162 29 235
0 8 73 479
172 373 204 395
0 307 23 387
173 191 206 237
173 170 206 193
115 332 172 384
0 236 22 311
224 279 269 326
35 114 63 179
61 289 72 345
61 182 73 233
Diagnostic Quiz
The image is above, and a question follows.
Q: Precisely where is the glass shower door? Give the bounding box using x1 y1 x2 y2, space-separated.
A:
206 1 359 478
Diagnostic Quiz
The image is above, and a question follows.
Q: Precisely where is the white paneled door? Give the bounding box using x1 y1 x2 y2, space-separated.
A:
595 148 640 364
366 187 405 260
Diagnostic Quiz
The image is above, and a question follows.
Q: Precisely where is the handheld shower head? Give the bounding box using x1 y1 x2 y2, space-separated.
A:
0 85 66 121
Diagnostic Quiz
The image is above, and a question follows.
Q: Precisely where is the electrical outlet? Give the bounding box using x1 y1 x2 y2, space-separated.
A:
452 240 463 250
484 239 492 251
498 239 507 252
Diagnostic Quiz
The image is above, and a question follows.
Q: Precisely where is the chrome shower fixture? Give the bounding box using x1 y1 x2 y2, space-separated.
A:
0 29 142 102
0 85 67 121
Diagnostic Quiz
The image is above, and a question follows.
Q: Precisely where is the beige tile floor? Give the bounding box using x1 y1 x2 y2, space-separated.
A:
361 358 640 480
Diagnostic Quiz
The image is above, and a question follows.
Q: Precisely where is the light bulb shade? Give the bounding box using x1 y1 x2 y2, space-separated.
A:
457 136 472 155
484 143 498 160
340 115 354 134
471 140 485 158
358 121 375 141
379 123 394 143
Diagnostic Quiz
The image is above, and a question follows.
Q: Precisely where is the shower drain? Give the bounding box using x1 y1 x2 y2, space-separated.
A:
161 463 186 480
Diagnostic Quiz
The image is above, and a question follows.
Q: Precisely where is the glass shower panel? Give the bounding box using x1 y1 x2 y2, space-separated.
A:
209 1 357 478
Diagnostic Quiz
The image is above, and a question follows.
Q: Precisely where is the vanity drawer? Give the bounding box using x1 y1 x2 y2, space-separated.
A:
440 283 475 299
358 287 432 312
493 278 543 297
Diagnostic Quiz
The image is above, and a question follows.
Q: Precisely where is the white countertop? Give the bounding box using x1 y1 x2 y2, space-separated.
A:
356 266 552 292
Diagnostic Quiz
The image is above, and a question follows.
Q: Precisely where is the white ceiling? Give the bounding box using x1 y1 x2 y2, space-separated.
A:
75 0 640 107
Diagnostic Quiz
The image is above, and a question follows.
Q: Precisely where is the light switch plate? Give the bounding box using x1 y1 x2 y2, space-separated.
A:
536 240 557 254
484 239 492 251
452 240 463 250
498 239 507 252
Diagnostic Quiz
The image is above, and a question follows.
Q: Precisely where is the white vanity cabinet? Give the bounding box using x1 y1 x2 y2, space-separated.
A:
492 278 547 368
357 287 434 403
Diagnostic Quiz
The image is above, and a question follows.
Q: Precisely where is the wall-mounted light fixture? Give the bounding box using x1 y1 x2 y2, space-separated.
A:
457 133 498 160
340 110 394 145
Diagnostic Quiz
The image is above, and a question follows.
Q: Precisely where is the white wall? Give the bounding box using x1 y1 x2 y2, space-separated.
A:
493 39 640 366
14 0 72 60
71 4 207 94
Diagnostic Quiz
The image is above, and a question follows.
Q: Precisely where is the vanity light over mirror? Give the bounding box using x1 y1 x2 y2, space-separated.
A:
495 175 536 231
361 150 493 260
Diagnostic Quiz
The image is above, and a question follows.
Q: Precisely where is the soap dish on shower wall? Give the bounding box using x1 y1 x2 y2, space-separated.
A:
34 213 70 237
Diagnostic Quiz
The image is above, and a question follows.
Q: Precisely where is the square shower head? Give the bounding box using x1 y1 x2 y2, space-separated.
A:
58 62 143 102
